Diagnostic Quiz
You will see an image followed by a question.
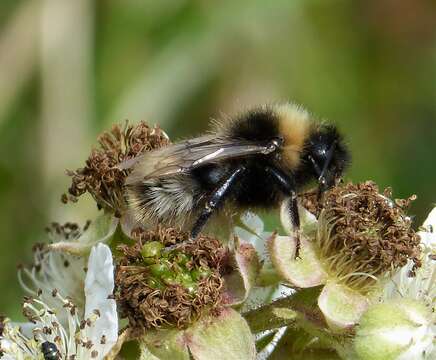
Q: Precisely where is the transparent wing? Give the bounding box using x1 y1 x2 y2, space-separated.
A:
125 135 276 183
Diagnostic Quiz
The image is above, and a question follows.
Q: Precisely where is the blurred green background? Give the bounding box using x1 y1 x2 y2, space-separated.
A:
1 0 435 318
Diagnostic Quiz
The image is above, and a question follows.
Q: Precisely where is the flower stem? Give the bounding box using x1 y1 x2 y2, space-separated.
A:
243 287 347 352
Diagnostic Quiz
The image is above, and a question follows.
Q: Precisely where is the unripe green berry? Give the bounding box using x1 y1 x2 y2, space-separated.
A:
191 267 212 281
141 241 164 261
149 262 170 277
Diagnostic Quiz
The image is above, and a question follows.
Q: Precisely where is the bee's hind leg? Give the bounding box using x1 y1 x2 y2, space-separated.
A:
264 166 301 258
190 165 246 239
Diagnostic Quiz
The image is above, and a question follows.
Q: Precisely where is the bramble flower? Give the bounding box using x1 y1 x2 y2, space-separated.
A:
6 118 436 359
353 207 436 360
0 244 118 360
18 215 120 318
268 182 421 330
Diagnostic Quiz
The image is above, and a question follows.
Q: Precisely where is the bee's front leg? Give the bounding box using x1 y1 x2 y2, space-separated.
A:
265 166 301 258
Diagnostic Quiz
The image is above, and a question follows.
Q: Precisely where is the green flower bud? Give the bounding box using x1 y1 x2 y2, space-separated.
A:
139 309 255 360
354 299 434 360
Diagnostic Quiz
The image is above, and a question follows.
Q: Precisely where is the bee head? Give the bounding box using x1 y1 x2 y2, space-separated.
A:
304 124 350 192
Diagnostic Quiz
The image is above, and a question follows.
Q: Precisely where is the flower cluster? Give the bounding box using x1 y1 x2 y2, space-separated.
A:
263 181 435 357
2 121 435 360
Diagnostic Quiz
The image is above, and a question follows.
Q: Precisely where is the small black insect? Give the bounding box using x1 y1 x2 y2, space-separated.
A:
126 103 350 253
41 341 60 360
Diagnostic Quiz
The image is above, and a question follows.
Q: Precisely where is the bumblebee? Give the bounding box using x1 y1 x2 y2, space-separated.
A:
126 103 350 240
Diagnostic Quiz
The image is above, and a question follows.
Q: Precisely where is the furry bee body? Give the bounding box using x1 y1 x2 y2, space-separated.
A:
126 103 350 235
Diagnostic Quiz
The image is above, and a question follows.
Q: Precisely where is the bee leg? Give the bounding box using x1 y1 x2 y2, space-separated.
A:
265 166 301 258
288 194 301 258
190 165 246 239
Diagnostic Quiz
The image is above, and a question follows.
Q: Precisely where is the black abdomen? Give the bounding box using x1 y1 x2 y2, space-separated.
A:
234 158 283 208
191 157 284 210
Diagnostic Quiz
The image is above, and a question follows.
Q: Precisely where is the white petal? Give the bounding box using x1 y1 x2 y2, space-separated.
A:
419 207 436 248
240 212 264 235
234 212 266 254
84 243 118 358
9 322 36 339
423 207 436 229
0 339 12 353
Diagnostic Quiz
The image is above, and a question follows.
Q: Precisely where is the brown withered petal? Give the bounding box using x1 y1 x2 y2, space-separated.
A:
63 121 170 216
115 227 227 331
302 181 421 285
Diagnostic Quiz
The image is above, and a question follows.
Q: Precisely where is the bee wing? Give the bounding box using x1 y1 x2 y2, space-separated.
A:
125 135 275 183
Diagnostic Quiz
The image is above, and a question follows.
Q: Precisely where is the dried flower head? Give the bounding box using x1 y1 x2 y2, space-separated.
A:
63 121 170 216
115 227 227 330
301 181 421 290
